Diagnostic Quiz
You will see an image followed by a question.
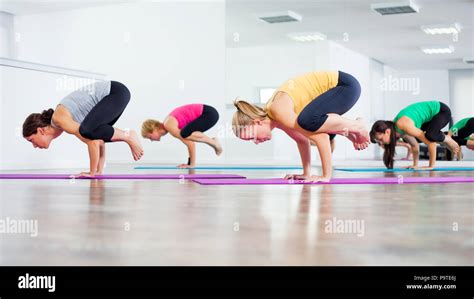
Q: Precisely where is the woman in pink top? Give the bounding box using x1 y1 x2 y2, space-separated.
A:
141 104 221 168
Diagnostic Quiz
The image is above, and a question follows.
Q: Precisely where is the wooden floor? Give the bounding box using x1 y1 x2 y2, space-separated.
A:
0 164 473 266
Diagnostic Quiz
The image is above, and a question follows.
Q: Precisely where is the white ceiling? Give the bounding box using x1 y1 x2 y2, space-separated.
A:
226 0 474 70
0 0 134 15
1 0 472 69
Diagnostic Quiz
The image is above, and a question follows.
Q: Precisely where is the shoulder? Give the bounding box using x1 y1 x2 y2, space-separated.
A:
270 92 293 114
395 116 411 128
52 105 70 124
163 115 177 129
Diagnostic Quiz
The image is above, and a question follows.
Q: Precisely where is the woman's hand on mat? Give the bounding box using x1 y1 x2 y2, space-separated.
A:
177 164 195 168
402 165 416 169
304 175 331 183
413 166 434 170
284 174 308 181
73 172 96 178
283 173 331 182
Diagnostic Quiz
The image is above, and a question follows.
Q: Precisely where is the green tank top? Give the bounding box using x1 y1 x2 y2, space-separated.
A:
450 117 472 140
393 101 441 134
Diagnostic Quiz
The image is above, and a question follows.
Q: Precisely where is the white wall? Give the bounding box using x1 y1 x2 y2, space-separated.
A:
449 69 474 160
449 69 474 121
2 1 226 169
382 68 450 119
0 12 14 58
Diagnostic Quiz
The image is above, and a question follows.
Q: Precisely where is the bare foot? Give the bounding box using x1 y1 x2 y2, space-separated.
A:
345 132 363 150
126 130 144 161
212 137 222 156
443 135 460 155
345 118 369 150
467 135 474 151
352 118 370 144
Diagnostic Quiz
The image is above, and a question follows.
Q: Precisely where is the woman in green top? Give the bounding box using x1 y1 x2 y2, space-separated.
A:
370 101 460 169
449 117 474 150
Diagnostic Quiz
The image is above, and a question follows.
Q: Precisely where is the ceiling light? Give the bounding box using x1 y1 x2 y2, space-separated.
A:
288 32 327 42
421 23 462 35
420 45 455 54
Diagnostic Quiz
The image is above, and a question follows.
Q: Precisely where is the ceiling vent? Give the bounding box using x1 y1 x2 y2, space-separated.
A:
463 57 474 64
258 10 302 24
371 0 419 15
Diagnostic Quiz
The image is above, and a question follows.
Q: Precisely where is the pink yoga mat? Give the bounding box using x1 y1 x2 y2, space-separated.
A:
0 174 245 180
192 176 474 185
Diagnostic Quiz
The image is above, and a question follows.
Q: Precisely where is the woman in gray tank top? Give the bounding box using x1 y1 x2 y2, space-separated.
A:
22 81 144 177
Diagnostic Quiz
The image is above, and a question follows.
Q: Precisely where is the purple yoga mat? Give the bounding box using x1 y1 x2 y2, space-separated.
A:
192 176 474 185
0 174 245 180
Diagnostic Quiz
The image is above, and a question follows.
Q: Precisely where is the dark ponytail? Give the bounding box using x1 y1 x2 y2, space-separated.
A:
370 120 397 169
22 108 54 137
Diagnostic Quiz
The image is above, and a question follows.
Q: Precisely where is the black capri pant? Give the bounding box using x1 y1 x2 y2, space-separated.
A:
452 117 474 146
180 105 219 138
79 81 130 142
297 71 361 137
420 102 451 143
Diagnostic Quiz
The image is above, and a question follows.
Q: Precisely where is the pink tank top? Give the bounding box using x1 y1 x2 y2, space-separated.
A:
169 104 204 129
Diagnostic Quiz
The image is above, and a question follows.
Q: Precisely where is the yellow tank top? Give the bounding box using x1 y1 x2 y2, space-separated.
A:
265 71 339 119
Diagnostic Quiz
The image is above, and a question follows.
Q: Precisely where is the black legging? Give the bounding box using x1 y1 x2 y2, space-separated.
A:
297 71 361 132
420 102 451 143
452 117 474 146
79 81 130 142
180 105 219 138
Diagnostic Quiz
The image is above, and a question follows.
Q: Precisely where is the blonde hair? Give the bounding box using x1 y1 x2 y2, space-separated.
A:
232 99 268 137
141 119 162 138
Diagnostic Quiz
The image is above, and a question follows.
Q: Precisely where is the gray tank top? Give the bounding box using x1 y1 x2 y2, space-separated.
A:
57 81 111 124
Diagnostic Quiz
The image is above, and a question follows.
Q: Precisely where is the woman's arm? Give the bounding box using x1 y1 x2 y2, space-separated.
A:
400 136 418 163
97 141 106 174
164 117 196 167
270 95 332 181
397 119 436 168
86 141 101 176
309 133 332 180
425 143 437 168
180 139 196 167
396 141 410 149
52 108 101 176
277 125 312 177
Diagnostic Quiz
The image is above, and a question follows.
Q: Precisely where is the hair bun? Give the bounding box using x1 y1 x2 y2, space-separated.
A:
40 108 54 122
233 99 241 109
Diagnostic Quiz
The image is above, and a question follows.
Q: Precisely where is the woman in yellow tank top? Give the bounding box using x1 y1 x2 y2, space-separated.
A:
232 71 369 182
